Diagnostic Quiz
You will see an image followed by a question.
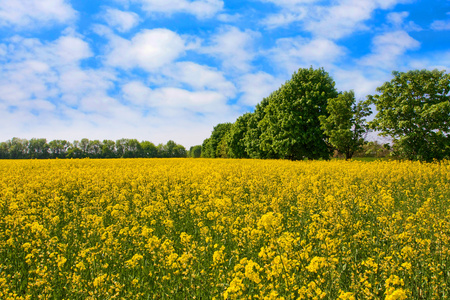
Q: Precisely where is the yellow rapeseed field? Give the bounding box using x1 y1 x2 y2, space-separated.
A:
1 158 449 299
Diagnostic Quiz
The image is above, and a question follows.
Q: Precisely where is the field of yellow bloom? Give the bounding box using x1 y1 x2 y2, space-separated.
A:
1 158 449 299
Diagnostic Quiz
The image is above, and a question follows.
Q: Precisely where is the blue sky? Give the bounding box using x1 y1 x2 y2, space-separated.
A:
1 0 450 147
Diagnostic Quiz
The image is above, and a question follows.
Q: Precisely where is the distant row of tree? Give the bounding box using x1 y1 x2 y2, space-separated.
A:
0 138 193 159
200 67 450 161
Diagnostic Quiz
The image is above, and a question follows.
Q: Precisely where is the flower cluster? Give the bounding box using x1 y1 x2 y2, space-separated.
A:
0 158 449 299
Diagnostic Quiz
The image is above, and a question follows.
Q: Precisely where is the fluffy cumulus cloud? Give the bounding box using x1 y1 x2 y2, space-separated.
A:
0 34 94 108
260 0 413 39
270 37 347 73
386 11 421 31
161 62 237 97
120 80 239 145
203 26 259 73
259 0 316 28
431 13 450 31
103 28 187 71
130 0 224 18
102 8 140 32
332 68 386 100
360 30 420 69
237 72 283 106
122 80 231 114
0 33 121 140
0 0 76 28
303 0 406 39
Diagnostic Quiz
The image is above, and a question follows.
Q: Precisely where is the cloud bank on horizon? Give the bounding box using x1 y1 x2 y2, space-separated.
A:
1 0 449 147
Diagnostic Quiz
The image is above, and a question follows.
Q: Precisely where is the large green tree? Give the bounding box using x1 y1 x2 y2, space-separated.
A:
368 69 450 161
227 113 251 159
319 91 371 159
188 145 202 158
201 123 232 158
244 98 272 159
259 67 338 160
141 141 158 158
28 138 49 159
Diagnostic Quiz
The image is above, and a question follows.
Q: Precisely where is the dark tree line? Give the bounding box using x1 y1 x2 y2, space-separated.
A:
0 138 188 159
201 67 450 161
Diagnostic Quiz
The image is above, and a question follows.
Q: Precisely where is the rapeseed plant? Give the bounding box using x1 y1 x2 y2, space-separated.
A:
0 158 449 299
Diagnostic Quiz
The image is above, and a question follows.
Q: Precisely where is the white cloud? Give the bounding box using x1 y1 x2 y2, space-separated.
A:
153 88 229 112
103 8 140 32
406 50 450 71
360 30 420 69
0 33 117 125
263 11 307 29
259 0 320 7
120 80 240 146
122 80 229 113
431 19 450 31
162 62 237 97
386 11 409 27
131 0 224 18
386 11 421 31
270 37 347 73
0 0 76 29
52 36 93 65
304 0 379 39
332 69 386 99
104 29 187 71
0 34 94 104
237 72 284 106
59 69 116 106
121 81 154 106
216 13 242 22
260 0 413 39
0 30 239 148
3 34 92 67
203 26 259 73
259 0 315 28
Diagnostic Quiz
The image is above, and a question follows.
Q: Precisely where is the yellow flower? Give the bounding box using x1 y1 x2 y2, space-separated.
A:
338 291 355 300
56 255 67 269
385 288 408 300
93 274 107 288
125 254 143 268
244 260 262 284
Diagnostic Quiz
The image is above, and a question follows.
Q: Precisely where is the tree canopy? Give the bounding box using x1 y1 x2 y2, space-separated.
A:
201 67 449 161
202 67 339 160
319 91 371 159
368 69 450 161
259 67 338 160
0 138 187 159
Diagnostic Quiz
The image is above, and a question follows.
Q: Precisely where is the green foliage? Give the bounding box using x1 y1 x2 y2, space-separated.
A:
0 138 187 159
200 67 339 160
101 140 116 158
188 145 202 158
244 98 271 159
353 141 392 158
201 123 232 158
28 138 49 159
227 113 251 159
319 91 371 159
141 141 158 158
368 69 450 161
8 137 28 159
48 140 70 158
258 67 338 160
201 138 213 158
163 140 187 158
